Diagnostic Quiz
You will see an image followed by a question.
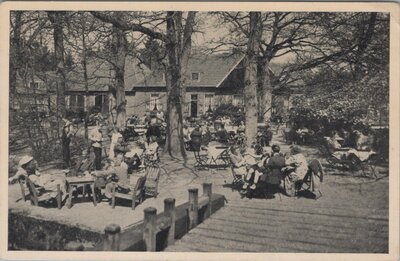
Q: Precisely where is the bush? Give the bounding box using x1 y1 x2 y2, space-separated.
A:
212 104 244 126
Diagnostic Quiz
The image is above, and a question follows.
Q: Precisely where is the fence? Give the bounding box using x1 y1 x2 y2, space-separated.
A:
70 182 224 252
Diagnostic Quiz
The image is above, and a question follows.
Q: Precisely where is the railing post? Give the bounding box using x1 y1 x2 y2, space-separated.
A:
103 224 121 251
203 183 212 218
143 207 157 251
188 188 199 230
164 198 176 246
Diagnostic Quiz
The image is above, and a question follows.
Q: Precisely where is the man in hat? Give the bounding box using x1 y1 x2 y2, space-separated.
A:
9 155 67 200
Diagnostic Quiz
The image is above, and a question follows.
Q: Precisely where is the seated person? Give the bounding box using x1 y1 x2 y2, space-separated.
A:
125 151 142 174
264 145 286 197
69 150 95 177
9 156 67 200
190 126 203 151
215 125 229 144
143 135 159 164
229 146 248 176
237 121 245 133
103 155 131 199
114 135 130 156
284 146 308 189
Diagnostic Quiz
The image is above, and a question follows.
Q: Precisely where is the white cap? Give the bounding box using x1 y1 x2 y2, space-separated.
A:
19 156 33 166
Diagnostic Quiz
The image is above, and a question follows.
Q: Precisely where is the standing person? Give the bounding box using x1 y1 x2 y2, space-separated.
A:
190 125 203 151
61 120 73 168
109 127 122 160
89 124 103 170
146 118 161 143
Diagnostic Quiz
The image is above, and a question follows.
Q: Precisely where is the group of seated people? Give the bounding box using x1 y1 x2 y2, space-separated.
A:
324 129 376 164
9 127 161 206
230 144 311 199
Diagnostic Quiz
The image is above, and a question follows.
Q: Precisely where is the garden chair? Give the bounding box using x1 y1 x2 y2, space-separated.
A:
110 175 146 210
20 176 62 209
144 166 161 198
229 163 245 191
194 150 210 170
296 159 324 199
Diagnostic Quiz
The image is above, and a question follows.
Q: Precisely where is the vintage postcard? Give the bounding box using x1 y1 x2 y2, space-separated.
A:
0 1 399 261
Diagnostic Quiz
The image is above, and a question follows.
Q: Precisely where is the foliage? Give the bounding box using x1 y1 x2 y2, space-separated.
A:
289 70 388 135
211 104 244 125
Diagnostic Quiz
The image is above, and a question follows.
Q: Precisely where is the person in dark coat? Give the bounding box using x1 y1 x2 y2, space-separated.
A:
264 144 285 198
190 126 203 151
146 119 161 143
61 120 73 168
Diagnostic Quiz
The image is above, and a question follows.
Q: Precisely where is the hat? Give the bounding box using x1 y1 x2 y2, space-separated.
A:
92 142 101 148
19 156 33 166
272 144 280 153
290 145 302 154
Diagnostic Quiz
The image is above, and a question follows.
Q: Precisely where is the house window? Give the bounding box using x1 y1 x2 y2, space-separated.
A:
69 95 85 111
233 95 243 107
148 93 160 111
191 72 200 81
204 94 214 112
95 94 109 113
30 82 39 89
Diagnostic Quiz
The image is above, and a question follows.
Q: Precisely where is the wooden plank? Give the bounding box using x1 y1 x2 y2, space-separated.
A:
198 218 387 252
187 227 355 253
214 207 388 232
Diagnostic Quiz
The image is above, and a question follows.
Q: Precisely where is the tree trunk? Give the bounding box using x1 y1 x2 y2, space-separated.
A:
164 11 187 160
111 25 127 129
48 11 66 135
244 12 262 147
257 57 272 123
10 11 23 96
82 20 89 139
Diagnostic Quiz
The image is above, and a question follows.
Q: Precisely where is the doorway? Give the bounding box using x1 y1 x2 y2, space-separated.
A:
190 94 198 118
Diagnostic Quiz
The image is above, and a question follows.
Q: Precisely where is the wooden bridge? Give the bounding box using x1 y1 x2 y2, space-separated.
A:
166 197 388 253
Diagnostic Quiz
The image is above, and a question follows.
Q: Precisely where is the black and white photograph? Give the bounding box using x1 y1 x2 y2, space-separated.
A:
1 2 399 260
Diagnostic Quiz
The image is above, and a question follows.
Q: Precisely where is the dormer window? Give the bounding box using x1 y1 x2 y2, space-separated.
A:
30 82 39 89
191 72 200 81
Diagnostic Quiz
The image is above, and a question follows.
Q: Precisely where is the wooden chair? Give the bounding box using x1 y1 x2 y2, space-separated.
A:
144 166 161 198
194 150 210 170
296 159 324 199
21 176 62 209
111 175 146 210
230 164 245 191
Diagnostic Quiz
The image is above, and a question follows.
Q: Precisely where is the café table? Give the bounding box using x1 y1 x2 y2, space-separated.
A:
66 175 97 208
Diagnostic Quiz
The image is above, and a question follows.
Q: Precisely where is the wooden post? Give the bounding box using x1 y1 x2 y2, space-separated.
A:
164 198 176 246
111 183 116 208
103 224 121 251
203 183 212 218
56 184 61 209
143 207 157 251
91 183 97 206
67 184 73 209
188 188 199 230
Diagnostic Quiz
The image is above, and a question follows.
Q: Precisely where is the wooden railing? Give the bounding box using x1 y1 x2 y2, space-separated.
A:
89 182 220 251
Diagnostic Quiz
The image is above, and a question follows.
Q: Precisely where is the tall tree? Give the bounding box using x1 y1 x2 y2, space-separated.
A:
91 11 196 159
47 11 67 124
243 12 262 147
111 24 128 128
